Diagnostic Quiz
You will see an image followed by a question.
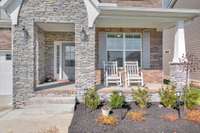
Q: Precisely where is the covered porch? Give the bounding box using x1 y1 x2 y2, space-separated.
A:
83 1 200 93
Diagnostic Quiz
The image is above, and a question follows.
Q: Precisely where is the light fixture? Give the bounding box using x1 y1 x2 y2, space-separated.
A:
22 26 29 40
80 27 88 42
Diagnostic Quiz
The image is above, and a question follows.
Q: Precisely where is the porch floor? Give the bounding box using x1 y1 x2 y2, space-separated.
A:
34 82 162 102
96 83 162 93
35 81 76 97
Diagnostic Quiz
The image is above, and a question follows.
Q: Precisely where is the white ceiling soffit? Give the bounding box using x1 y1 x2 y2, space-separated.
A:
37 23 75 32
96 6 200 29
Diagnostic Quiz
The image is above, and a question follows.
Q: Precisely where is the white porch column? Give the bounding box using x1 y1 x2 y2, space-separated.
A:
172 21 186 63
170 21 187 92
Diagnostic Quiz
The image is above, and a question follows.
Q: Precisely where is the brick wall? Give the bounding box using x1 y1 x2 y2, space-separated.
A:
0 28 11 50
95 28 163 84
99 0 162 7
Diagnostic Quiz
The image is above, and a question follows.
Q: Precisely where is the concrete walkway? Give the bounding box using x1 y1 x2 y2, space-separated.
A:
0 108 73 133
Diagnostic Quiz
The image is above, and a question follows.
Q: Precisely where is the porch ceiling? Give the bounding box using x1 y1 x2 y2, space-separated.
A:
95 6 200 29
37 22 75 32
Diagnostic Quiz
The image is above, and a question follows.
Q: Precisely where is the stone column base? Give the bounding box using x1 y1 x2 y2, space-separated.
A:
170 63 187 92
76 88 86 103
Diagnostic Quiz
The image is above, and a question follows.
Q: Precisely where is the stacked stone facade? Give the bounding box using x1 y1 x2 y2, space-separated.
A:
13 0 95 107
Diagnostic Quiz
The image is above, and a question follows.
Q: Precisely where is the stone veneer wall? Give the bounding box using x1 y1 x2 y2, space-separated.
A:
13 0 95 108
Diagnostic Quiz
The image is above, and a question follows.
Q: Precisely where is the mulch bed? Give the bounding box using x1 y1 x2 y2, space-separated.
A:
68 103 200 133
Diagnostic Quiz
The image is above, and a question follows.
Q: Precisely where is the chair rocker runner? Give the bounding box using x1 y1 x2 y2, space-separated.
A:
125 61 144 86
104 61 122 87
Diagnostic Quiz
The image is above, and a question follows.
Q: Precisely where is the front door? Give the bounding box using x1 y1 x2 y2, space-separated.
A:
54 42 75 81
62 43 75 81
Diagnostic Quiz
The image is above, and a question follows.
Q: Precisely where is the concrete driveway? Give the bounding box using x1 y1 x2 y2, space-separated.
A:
0 107 73 133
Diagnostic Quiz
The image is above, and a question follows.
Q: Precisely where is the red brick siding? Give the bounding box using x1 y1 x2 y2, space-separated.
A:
142 69 163 83
0 28 11 50
95 28 163 83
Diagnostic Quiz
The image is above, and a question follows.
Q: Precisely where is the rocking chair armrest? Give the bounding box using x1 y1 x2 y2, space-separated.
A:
118 71 122 78
140 71 143 78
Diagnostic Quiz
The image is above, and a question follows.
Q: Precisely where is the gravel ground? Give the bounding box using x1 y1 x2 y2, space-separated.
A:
69 103 200 133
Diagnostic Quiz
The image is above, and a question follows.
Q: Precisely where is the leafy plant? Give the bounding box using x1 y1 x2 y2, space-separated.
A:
84 87 100 110
159 85 177 108
184 88 200 109
127 111 145 122
96 115 118 126
133 87 149 108
109 91 125 109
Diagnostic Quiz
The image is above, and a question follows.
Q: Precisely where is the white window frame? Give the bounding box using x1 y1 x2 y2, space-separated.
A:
106 32 143 68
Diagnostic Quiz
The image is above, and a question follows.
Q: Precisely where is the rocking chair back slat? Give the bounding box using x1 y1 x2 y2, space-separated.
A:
104 61 118 77
125 61 139 77
103 61 122 86
125 61 144 86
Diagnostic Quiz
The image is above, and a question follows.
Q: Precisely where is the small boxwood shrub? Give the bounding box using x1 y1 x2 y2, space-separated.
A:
159 85 177 108
109 91 125 109
133 87 149 108
184 88 200 109
84 87 100 110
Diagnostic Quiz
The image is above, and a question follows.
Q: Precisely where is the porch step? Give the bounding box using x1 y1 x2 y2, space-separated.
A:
24 104 75 114
26 96 75 105
25 96 76 113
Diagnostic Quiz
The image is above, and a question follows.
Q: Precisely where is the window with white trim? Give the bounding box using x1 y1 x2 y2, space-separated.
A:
106 32 142 67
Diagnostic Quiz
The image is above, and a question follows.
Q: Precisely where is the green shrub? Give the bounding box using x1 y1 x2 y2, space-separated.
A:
109 91 125 109
84 87 100 110
133 87 149 108
159 85 177 108
184 88 200 109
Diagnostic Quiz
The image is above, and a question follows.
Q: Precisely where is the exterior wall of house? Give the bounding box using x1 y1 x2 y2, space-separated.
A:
163 0 200 82
95 28 162 84
13 0 95 107
0 28 11 50
99 0 162 7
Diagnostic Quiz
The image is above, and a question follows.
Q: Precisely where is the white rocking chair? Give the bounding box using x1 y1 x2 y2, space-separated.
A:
104 61 122 87
125 61 144 86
